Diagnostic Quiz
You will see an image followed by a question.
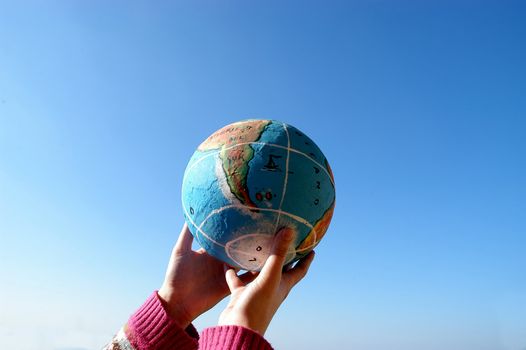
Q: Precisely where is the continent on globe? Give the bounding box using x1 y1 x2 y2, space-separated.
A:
296 201 335 257
182 119 336 271
198 120 271 207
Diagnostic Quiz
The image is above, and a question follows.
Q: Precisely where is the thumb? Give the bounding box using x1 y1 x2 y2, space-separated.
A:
225 266 245 292
259 228 294 283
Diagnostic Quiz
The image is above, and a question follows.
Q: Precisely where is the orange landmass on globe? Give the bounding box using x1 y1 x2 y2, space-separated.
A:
198 120 271 207
297 200 335 252
325 159 335 184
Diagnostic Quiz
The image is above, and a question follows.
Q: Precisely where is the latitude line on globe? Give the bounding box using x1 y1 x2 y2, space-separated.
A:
205 204 318 252
183 141 334 188
182 204 225 248
200 205 314 233
188 203 320 252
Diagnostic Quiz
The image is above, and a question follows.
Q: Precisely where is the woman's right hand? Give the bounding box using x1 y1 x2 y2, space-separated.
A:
218 228 315 335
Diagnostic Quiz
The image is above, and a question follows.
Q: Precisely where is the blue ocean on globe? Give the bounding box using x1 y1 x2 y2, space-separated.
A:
181 119 336 271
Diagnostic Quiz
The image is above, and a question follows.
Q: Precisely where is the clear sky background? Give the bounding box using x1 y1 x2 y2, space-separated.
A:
1 1 525 350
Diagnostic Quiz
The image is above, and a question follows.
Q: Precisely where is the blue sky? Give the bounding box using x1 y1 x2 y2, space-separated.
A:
1 1 525 349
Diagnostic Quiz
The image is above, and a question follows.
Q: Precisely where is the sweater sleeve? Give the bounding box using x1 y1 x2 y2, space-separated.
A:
199 325 273 350
103 291 198 350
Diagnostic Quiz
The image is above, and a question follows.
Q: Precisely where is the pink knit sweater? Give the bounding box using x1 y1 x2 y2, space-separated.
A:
104 291 273 350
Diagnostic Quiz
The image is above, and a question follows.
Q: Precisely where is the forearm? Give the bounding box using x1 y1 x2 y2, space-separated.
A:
103 292 198 350
199 325 273 350
103 291 274 350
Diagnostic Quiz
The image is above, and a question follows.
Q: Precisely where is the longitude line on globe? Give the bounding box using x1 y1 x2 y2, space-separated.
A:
272 123 291 235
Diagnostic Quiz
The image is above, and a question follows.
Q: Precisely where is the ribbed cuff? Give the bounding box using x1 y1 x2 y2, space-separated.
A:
200 325 273 350
126 291 198 350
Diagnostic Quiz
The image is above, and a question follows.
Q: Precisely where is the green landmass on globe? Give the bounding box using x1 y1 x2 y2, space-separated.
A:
198 119 271 207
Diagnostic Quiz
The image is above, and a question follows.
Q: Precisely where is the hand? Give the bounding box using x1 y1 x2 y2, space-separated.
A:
158 224 254 328
217 228 315 335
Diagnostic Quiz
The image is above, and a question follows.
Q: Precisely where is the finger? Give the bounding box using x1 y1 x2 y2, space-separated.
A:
224 266 245 291
283 261 295 272
259 228 294 284
283 251 315 288
175 223 194 253
238 270 259 285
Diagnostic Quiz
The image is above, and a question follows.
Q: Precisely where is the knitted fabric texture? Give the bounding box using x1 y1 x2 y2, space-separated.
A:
104 292 198 350
200 325 273 350
103 291 273 350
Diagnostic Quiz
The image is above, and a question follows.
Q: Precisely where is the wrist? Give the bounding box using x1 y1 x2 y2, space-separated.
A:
218 308 268 336
157 288 192 329
128 292 199 350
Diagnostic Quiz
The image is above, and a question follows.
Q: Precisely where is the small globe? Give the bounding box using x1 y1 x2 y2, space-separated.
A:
181 119 336 271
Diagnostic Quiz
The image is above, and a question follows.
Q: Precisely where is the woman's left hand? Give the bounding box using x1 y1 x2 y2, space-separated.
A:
158 224 254 328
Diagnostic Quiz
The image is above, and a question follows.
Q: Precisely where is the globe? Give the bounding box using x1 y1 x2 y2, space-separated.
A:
181 119 336 271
